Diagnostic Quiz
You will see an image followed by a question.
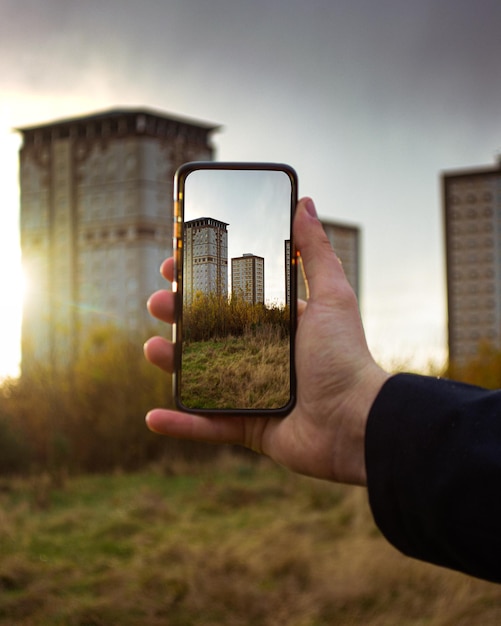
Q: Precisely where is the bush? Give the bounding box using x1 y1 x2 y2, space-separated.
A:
0 324 183 475
184 292 289 342
446 340 501 389
0 410 32 474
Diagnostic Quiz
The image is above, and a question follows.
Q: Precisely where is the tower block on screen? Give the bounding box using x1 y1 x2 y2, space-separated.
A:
231 253 265 305
183 217 229 304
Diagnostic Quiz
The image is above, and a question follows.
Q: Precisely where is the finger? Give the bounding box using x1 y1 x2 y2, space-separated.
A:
144 336 175 372
146 409 248 445
147 290 175 323
160 257 174 282
294 197 351 304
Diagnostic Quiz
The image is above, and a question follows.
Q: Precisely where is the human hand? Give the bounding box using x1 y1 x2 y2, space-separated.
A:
144 197 388 485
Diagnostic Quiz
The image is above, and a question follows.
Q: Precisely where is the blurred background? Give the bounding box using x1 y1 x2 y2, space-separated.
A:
2 3 501 623
2 0 501 377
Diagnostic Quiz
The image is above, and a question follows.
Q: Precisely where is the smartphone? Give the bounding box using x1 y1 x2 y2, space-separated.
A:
173 162 297 415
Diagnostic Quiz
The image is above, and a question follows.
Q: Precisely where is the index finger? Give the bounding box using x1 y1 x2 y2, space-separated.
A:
160 257 174 282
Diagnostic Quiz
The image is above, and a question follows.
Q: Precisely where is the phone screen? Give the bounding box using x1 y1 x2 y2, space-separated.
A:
173 163 297 415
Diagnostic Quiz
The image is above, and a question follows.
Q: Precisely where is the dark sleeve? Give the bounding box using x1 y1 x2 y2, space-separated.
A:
366 373 501 583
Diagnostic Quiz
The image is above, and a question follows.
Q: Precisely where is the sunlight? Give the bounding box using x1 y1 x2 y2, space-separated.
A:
0 93 110 380
0 255 24 380
0 110 23 380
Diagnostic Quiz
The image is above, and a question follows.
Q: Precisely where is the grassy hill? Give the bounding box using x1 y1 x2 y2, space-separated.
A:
180 331 290 410
0 456 499 625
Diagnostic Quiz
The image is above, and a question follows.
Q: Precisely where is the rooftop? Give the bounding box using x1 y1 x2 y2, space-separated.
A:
16 107 221 134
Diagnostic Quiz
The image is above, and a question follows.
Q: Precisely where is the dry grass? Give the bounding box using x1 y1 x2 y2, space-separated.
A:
181 329 290 409
0 456 499 625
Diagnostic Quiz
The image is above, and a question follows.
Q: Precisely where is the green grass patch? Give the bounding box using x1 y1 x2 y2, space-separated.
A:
0 457 498 625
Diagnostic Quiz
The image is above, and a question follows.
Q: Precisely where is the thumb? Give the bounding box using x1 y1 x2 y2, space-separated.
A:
294 197 347 302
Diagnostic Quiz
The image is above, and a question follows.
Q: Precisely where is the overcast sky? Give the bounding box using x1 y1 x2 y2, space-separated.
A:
184 168 292 304
2 0 501 374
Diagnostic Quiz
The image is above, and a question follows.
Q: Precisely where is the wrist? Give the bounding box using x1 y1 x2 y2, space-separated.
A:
333 364 390 486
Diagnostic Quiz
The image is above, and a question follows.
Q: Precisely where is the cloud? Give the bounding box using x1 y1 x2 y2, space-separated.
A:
2 0 501 367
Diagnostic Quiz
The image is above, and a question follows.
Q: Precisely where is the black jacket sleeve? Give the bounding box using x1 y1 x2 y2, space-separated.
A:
365 373 501 583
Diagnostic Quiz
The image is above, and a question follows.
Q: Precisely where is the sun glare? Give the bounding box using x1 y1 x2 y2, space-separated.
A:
0 257 24 380
0 121 23 380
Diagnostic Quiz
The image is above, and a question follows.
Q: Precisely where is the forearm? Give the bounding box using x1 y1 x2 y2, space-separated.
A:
366 373 501 583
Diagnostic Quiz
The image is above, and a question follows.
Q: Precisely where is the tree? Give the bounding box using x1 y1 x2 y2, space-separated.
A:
446 340 501 390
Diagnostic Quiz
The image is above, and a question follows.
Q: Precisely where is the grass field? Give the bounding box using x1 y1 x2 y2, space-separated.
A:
0 455 500 625
180 331 290 410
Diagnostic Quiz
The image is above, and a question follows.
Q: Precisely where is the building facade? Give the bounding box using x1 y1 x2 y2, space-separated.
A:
231 253 265 305
285 240 292 307
183 217 228 304
18 108 217 371
443 158 501 366
297 220 360 301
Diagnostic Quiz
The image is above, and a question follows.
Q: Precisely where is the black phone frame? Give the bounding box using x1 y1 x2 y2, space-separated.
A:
172 161 298 417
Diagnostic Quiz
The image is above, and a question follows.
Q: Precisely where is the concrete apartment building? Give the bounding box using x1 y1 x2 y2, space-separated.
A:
183 217 228 304
443 157 501 366
285 240 292 307
297 220 360 301
231 253 265 304
18 108 217 371
17 106 363 372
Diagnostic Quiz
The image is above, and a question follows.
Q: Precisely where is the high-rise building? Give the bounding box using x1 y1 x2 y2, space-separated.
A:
183 217 228 304
231 253 265 304
443 158 501 366
285 240 292 308
296 220 360 301
18 108 218 371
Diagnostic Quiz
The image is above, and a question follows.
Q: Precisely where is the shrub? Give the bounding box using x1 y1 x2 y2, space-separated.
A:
0 324 178 474
183 292 289 342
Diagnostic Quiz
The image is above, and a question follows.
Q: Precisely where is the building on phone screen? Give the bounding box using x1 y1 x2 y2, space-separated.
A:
231 253 265 305
183 217 229 305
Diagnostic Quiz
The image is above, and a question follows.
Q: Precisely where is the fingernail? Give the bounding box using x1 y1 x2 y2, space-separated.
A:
145 411 155 430
305 198 317 218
